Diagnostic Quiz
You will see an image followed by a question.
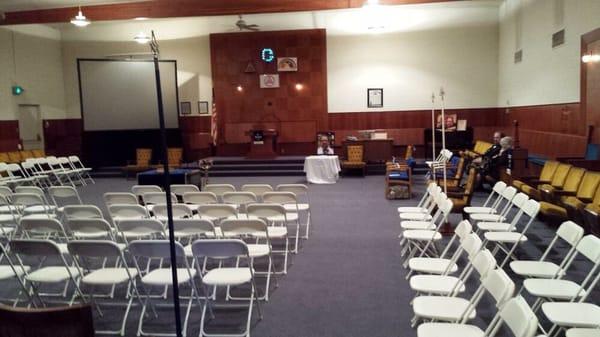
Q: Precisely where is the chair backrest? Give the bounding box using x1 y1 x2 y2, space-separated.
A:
204 184 236 196
0 186 13 199
116 219 165 236
521 199 540 218
171 219 216 236
183 191 218 205
241 184 273 197
275 184 308 197
575 235 600 263
439 198 453 216
222 192 257 206
539 160 560 182
495 296 539 337
454 220 473 239
471 249 497 277
129 240 185 258
135 148 152 165
346 145 364 162
461 233 483 258
19 217 67 237
575 171 600 200
220 219 268 238
11 193 46 207
67 218 113 237
10 239 62 257
170 184 199 196
67 240 122 258
562 167 586 193
197 204 238 219
481 268 515 307
103 192 138 206
556 221 585 247
152 204 193 219
15 186 45 198
63 205 104 219
131 185 162 197
167 148 183 165
141 192 177 205
262 191 297 205
246 203 286 219
49 186 82 207
191 239 249 259
549 163 572 188
108 204 149 219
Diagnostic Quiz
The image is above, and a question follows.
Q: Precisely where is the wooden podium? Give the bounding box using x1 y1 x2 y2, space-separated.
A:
246 129 278 158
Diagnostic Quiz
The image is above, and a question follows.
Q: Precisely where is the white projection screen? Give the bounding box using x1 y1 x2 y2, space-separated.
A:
78 59 179 131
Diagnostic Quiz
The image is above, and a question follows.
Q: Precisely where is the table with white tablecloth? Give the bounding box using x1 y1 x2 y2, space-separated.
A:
304 155 341 184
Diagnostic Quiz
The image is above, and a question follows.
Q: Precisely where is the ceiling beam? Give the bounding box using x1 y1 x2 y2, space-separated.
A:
0 0 458 26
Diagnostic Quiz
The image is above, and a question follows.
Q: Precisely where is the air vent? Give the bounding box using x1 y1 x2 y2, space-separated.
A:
552 29 565 48
514 49 523 63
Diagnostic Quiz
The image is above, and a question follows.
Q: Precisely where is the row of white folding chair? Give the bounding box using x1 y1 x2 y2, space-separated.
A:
463 181 509 216
23 157 79 187
0 163 38 187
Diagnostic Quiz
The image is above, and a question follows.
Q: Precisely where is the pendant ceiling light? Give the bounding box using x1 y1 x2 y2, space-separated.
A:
71 6 91 27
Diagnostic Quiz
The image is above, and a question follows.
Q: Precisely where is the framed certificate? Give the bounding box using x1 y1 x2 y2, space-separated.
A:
367 88 383 108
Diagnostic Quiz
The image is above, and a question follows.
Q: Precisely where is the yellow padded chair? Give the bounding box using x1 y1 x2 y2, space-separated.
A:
562 173 600 224
463 141 493 158
583 189 600 235
19 150 34 160
7 151 21 163
123 148 153 179
538 168 590 222
167 148 183 168
0 152 8 163
341 145 366 176
448 167 477 213
513 160 560 191
532 163 572 201
32 149 45 158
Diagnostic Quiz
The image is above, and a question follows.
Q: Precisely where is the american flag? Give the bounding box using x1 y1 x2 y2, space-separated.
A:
210 101 218 146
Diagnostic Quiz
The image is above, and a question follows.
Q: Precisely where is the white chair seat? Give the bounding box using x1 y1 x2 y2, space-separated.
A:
463 206 495 214
141 268 196 286
267 213 299 222
82 268 139 285
203 267 252 286
413 296 476 321
71 231 112 239
247 244 270 258
470 213 504 222
400 213 433 221
254 227 287 239
542 302 600 328
510 260 564 278
0 205 23 213
284 203 309 211
0 265 30 280
0 214 19 224
567 328 600 337
417 323 484 337
24 205 57 214
26 266 81 283
398 206 428 213
408 258 458 274
477 222 514 232
401 221 436 230
403 230 442 241
409 275 465 295
524 279 586 300
484 231 528 243
20 214 57 220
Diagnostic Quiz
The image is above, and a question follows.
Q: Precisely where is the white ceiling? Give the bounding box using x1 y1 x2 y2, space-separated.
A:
46 1 500 41
0 0 140 12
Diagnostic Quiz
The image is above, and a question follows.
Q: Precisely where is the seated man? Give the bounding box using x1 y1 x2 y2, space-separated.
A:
317 136 334 155
477 136 513 185
471 131 503 166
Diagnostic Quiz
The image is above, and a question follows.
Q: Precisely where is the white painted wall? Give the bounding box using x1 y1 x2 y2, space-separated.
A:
61 36 212 118
498 0 600 107
327 24 499 112
0 25 66 121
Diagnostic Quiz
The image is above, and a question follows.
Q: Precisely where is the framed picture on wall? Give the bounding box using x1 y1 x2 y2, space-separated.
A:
367 88 383 108
198 101 209 114
180 101 191 115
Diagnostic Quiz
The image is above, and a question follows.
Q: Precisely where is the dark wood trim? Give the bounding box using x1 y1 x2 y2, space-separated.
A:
1 0 458 25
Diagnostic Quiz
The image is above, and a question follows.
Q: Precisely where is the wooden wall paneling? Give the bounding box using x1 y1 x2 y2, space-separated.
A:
519 129 587 158
1 0 458 25
501 103 584 135
0 120 20 152
43 119 83 156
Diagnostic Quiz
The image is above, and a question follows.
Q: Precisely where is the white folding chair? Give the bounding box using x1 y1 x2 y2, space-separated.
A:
417 296 539 337
262 191 301 253
0 242 31 306
18 217 70 253
276 184 312 239
128 240 202 337
171 219 217 245
108 204 149 225
510 221 584 279
131 185 162 198
45 156 77 187
183 191 218 206
67 155 94 185
196 204 238 224
398 183 440 214
12 193 56 219
66 218 118 240
103 192 139 207
412 267 514 327
9 239 84 307
171 184 199 201
192 239 263 337
141 191 178 212
220 219 277 301
114 218 166 243
58 156 86 186
152 204 194 221
400 192 448 232
469 188 521 227
483 199 541 267
475 192 530 234
222 191 257 216
204 184 236 201
246 203 290 274
5 164 37 186
463 181 508 215
67 240 142 335
62 205 104 220
524 235 600 313
241 184 273 201
20 161 51 188
0 195 20 239
48 186 83 214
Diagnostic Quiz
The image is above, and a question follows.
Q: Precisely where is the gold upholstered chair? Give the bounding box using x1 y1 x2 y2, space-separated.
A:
122 148 153 179
512 160 560 192
167 148 183 168
447 167 477 215
539 170 599 224
521 163 571 201
341 145 366 176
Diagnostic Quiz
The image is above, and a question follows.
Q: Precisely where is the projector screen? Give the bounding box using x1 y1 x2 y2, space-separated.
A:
78 59 179 131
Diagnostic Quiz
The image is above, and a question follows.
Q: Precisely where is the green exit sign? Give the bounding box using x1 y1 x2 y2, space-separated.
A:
12 85 24 95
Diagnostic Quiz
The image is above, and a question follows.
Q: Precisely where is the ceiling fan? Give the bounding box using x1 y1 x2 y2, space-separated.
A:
235 15 259 31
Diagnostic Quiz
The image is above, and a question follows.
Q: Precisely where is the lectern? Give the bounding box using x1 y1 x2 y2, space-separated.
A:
246 129 278 158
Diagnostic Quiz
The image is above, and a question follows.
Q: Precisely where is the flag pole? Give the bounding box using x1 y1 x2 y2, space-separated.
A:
440 87 447 194
431 92 436 162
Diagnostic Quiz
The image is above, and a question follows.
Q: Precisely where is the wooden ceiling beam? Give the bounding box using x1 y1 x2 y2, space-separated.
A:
0 0 457 26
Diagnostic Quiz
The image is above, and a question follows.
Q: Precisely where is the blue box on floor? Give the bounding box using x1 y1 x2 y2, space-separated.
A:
137 169 201 188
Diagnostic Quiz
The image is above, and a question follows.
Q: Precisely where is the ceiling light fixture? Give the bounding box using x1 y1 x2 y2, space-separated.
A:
70 6 91 27
134 32 151 44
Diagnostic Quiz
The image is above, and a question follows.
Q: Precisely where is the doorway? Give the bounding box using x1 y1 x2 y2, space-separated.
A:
17 104 44 150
